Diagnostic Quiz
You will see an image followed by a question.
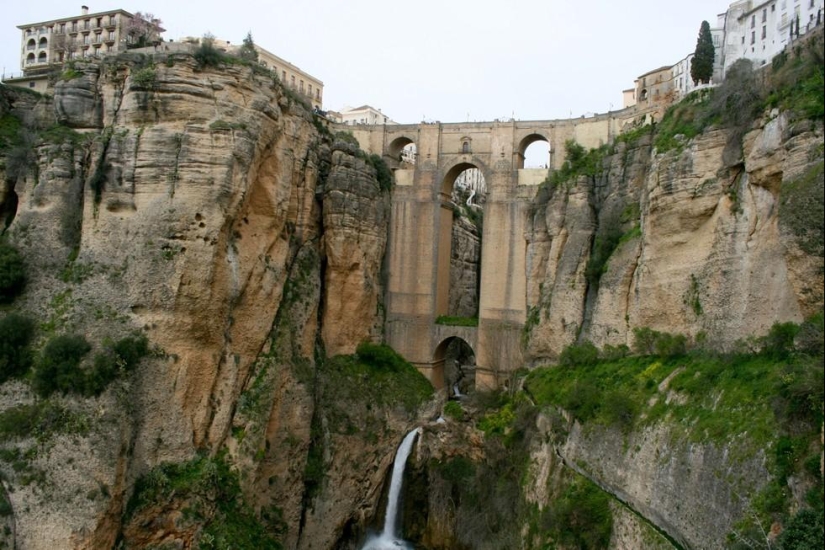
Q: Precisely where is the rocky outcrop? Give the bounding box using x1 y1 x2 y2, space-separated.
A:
525 113 824 361
0 53 404 550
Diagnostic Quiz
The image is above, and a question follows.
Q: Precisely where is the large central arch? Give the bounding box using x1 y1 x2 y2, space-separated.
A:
435 161 488 318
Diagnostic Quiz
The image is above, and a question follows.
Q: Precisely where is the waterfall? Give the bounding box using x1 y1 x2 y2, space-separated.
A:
361 428 419 550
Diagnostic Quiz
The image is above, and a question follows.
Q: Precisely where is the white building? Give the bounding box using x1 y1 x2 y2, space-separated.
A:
719 0 824 75
332 105 397 126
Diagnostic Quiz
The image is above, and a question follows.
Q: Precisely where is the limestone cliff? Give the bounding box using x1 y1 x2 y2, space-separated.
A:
524 113 824 361
0 53 406 550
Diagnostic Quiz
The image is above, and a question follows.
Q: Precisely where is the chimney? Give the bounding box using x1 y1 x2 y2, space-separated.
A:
81 5 89 15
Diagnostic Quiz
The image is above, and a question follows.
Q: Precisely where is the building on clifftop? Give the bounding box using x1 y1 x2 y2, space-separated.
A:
3 5 163 93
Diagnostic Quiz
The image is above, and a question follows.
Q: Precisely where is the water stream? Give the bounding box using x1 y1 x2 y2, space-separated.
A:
360 428 420 550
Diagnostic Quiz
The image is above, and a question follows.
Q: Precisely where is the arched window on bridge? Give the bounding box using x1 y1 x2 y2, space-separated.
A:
433 337 476 397
517 133 551 170
388 136 417 166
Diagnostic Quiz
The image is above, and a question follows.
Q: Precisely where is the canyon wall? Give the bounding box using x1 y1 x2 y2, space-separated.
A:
0 54 413 550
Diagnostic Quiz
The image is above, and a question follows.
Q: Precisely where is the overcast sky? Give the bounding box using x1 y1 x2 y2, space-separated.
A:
2 0 727 124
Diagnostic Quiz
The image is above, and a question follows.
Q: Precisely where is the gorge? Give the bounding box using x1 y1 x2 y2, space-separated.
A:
0 31 822 550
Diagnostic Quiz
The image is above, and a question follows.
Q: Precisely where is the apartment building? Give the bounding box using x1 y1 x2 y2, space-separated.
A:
7 6 160 92
719 0 824 74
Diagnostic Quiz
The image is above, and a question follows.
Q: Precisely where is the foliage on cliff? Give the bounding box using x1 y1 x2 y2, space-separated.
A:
126 454 284 549
524 317 824 547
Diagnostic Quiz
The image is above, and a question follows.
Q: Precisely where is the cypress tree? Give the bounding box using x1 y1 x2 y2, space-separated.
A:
691 20 715 85
239 31 259 63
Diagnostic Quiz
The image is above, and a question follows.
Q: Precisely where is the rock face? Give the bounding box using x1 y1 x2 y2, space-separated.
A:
448 214 480 317
525 115 824 361
0 55 403 550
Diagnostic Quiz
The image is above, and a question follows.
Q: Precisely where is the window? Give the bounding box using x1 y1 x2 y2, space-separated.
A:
109 31 115 41
742 36 746 43
291 75 295 87
29 82 35 88
60 23 66 33
84 20 90 30
751 30 756 44
316 89 320 100
772 4 776 11
96 18 102 28
300 80 304 92
84 35 90 44
308 84 312 95
763 8 767 22
462 141 470 153
762 25 767 38
751 15 756 27
282 70 286 80
110 16 116 25
95 33 102 43
71 22 78 32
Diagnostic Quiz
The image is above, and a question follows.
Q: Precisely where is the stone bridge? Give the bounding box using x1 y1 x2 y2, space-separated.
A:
343 110 639 388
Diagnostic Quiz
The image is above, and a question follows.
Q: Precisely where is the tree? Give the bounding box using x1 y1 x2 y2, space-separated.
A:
691 20 715 85
0 240 25 302
238 31 259 63
125 12 163 49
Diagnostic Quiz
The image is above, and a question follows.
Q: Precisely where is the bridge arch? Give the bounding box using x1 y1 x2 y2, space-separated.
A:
440 159 491 199
516 132 551 169
387 135 417 164
432 333 477 395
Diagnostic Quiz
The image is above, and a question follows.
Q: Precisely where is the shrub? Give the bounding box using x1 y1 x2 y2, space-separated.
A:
355 342 407 372
131 66 157 88
0 313 36 382
603 391 637 431
601 343 630 361
32 334 91 396
558 340 600 367
761 321 801 358
366 153 393 191
444 400 464 421
193 35 225 68
85 334 149 396
653 332 688 357
0 240 26 302
777 508 824 549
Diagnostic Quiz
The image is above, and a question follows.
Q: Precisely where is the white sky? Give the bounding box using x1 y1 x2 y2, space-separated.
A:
2 0 727 124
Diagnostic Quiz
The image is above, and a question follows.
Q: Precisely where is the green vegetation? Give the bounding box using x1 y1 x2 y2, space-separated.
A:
434 315 478 327
127 454 283 549
193 34 226 68
765 32 824 120
547 139 608 187
428 392 536 548
543 474 613 549
526 317 824 544
0 312 35 383
209 120 247 132
238 31 259 63
779 160 824 257
131 65 157 88
653 89 713 153
32 333 149 397
0 240 26 302
0 114 22 152
365 153 393 191
0 400 89 441
444 400 464 420
322 343 433 413
691 21 715 85
40 124 84 146
31 334 91 396
60 68 82 81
